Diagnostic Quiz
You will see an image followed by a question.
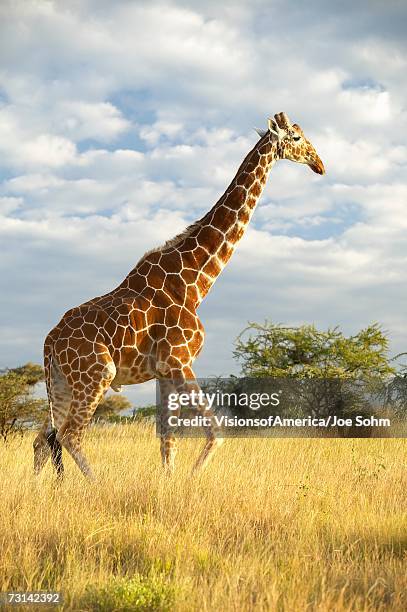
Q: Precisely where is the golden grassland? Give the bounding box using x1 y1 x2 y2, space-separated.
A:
0 424 406 611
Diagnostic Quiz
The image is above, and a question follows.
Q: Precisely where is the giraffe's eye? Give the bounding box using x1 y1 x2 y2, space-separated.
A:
293 136 301 141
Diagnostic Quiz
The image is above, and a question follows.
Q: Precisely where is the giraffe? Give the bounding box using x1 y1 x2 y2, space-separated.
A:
33 112 325 478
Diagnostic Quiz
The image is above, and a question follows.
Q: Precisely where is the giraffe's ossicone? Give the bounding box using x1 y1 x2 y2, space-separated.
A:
33 112 325 478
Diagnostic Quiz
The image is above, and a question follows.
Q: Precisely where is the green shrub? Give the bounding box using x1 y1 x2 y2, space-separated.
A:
79 574 175 611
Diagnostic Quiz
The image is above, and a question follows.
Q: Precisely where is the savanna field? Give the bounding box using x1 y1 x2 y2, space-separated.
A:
0 424 406 611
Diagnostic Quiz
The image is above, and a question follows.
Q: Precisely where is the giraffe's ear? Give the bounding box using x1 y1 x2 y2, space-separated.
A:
268 118 285 141
292 123 305 136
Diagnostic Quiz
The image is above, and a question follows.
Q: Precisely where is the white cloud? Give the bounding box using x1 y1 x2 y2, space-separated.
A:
58 101 130 141
338 88 392 124
0 196 22 215
0 105 77 169
139 121 184 146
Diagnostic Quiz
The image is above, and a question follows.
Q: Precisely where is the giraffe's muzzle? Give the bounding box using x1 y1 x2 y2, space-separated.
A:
309 157 325 175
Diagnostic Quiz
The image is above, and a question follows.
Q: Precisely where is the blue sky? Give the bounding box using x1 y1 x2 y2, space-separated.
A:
0 0 406 404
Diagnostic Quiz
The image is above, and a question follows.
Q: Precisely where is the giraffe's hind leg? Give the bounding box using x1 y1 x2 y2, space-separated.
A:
46 428 64 478
33 421 64 477
33 420 53 475
57 358 116 479
33 365 71 476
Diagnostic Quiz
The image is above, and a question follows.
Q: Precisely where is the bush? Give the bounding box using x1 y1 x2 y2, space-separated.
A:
133 405 156 420
0 369 46 442
93 394 133 421
79 575 175 611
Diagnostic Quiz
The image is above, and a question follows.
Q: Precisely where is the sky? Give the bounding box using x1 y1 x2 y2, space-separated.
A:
0 0 406 405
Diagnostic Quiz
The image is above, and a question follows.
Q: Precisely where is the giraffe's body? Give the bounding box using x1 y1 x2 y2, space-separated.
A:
33 112 325 477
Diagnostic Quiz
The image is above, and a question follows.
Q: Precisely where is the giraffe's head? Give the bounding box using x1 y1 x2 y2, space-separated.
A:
269 112 325 175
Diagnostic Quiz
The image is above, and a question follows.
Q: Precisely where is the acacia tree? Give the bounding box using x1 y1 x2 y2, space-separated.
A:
0 369 47 442
233 322 395 420
234 322 394 379
93 394 133 422
8 362 44 386
377 353 407 417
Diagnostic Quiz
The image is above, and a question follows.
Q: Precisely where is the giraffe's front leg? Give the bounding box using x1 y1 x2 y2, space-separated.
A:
160 434 177 473
177 367 224 472
187 380 224 473
192 434 224 473
158 378 178 473
158 366 224 473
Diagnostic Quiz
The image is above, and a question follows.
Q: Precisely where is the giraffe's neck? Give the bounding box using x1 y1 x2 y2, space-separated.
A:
128 133 277 305
183 134 277 302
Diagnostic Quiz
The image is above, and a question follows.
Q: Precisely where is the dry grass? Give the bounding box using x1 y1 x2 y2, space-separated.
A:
0 424 406 611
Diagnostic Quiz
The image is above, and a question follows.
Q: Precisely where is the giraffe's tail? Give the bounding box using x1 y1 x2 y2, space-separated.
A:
44 334 56 428
43 335 64 478
45 427 64 478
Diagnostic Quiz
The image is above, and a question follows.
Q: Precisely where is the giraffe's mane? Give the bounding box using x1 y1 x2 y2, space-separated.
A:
143 219 202 257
